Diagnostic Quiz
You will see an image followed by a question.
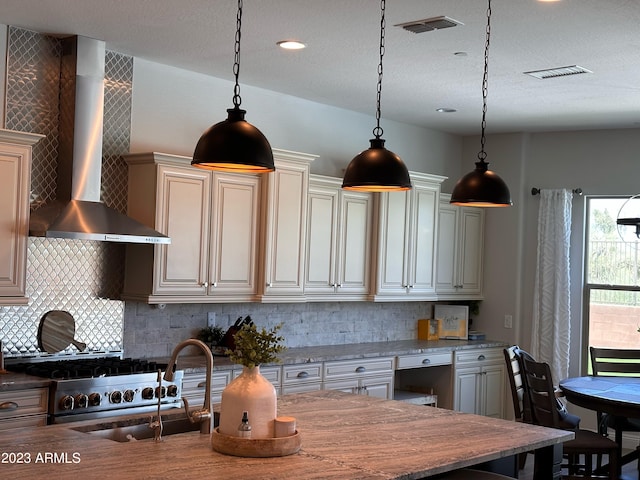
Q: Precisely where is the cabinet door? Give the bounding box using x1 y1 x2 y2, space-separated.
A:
261 153 313 299
374 191 411 296
304 182 339 295
153 165 211 295
454 367 481 414
435 203 458 294
0 143 31 300
335 190 372 296
457 208 484 295
407 182 438 298
209 172 260 298
482 363 505 419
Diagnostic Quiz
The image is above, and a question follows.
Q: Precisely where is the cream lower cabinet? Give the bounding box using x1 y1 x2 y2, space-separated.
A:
372 172 445 301
281 363 323 395
0 387 49 430
123 152 261 303
181 370 232 406
258 150 315 303
322 357 394 399
0 130 43 305
453 348 505 418
435 194 485 299
304 175 372 301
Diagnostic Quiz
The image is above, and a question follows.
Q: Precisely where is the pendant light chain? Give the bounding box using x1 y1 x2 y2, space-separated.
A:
373 0 386 139
232 0 243 108
478 0 491 162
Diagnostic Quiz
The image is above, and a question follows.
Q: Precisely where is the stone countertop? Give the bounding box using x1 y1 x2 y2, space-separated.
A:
0 390 570 479
173 339 507 373
0 371 51 392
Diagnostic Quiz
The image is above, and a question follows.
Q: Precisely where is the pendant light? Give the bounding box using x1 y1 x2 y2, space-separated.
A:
191 0 275 173
342 0 411 192
450 0 512 207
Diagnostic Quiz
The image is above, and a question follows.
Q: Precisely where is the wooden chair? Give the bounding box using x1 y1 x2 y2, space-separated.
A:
522 357 618 479
590 346 640 469
503 345 581 470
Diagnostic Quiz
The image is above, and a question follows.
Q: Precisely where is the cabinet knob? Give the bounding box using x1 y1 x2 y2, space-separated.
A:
201 281 209 288
267 283 273 288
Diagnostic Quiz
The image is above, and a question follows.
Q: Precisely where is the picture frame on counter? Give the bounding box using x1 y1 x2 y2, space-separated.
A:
434 305 469 340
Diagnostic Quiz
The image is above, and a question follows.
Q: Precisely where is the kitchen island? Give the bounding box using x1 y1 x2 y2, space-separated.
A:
0 390 570 479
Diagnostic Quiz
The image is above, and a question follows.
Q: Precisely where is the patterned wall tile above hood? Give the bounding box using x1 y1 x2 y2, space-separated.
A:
1 27 129 356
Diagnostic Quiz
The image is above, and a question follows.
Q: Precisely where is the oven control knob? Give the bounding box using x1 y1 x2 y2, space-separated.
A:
59 395 75 411
167 384 179 397
155 386 167 399
88 393 101 407
123 389 135 403
141 387 154 400
109 390 122 404
74 394 89 409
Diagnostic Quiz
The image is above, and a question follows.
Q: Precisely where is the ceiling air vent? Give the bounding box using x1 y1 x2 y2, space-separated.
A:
395 16 464 34
524 65 593 79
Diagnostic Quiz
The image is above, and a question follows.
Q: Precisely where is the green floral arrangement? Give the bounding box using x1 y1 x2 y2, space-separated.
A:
196 325 225 346
226 323 286 368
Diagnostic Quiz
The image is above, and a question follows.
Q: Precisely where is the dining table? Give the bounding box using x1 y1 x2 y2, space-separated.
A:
560 375 640 478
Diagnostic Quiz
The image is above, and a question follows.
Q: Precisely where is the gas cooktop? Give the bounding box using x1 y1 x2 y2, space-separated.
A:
6 357 167 380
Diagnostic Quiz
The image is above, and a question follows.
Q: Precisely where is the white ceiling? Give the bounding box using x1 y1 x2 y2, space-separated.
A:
3 0 640 135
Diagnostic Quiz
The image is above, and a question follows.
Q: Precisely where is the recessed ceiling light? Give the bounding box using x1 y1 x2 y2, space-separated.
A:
454 51 468 57
436 108 457 113
277 40 306 50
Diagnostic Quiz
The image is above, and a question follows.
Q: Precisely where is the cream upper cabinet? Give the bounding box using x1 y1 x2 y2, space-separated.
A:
123 152 261 303
0 130 43 305
372 172 445 301
304 175 372 300
258 149 315 302
435 194 485 299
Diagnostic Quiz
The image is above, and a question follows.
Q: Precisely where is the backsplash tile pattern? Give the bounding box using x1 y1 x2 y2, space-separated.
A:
0 27 130 356
125 301 432 358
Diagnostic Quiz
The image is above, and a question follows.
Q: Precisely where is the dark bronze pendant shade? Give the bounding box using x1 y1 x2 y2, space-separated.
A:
450 159 512 207
191 0 274 174
192 107 274 173
342 0 411 192
342 138 411 192
450 0 512 208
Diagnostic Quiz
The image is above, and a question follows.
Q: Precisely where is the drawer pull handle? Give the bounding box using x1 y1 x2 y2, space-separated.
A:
477 354 486 361
422 358 431 365
197 382 207 389
297 371 309 379
0 401 18 412
355 366 366 373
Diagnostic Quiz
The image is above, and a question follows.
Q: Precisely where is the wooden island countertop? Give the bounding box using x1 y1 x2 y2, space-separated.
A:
0 390 571 479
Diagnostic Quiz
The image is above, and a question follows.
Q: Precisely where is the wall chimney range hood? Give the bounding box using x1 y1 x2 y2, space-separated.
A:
28 36 170 244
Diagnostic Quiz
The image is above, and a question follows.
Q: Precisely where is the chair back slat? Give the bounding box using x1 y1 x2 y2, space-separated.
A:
503 346 534 423
521 357 561 429
590 347 640 377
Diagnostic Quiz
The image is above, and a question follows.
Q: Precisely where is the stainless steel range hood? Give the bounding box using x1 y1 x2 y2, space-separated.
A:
28 36 170 244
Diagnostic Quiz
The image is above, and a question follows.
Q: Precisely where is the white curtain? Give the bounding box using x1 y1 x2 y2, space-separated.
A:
531 189 573 384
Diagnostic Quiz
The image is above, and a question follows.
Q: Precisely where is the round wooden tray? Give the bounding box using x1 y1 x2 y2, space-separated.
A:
211 427 301 457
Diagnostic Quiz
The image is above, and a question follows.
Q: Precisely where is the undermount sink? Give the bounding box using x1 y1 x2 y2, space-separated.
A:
71 412 219 443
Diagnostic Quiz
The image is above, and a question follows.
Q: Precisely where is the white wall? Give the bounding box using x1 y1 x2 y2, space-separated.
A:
472 128 640 376
129 58 462 189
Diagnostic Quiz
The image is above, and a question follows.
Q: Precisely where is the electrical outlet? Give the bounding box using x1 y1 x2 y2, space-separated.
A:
504 314 513 329
207 312 216 327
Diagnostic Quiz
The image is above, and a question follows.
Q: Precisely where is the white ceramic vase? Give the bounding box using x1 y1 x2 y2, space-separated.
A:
218 365 277 438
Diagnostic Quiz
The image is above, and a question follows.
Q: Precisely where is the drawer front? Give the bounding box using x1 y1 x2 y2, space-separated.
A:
182 371 232 395
454 348 503 366
323 357 394 379
282 363 323 385
0 414 48 430
396 352 452 369
0 387 48 419
281 382 323 395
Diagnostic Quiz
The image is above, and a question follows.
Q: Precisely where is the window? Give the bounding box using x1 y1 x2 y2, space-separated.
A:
585 197 640 363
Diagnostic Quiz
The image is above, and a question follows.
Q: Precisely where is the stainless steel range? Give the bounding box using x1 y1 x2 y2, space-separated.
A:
6 357 183 423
